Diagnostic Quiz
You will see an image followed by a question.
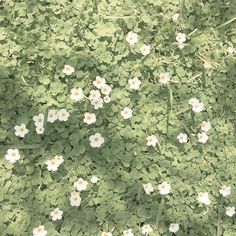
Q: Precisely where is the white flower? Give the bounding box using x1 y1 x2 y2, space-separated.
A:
172 13 179 22
33 113 44 127
89 133 105 148
201 121 211 132
176 32 186 44
123 229 134 236
227 46 235 54
90 176 99 184
128 77 141 90
226 207 235 217
141 224 153 235
197 132 208 144
140 44 151 55
70 191 81 207
62 65 75 75
70 88 84 102
74 178 88 191
169 223 179 233
177 133 188 143
83 112 96 125
178 43 186 49
50 208 63 221
143 183 154 195
5 149 20 163
101 84 112 95
53 155 64 165
219 185 231 197
204 61 212 69
14 123 29 138
121 107 133 119
101 232 112 236
146 135 158 147
188 98 200 106
158 181 171 195
93 76 106 89
103 96 111 103
57 109 69 121
192 102 204 113
89 89 101 101
36 126 44 134
159 72 171 85
47 110 58 123
126 31 138 45
197 192 211 205
91 98 104 109
46 159 60 172
33 225 47 236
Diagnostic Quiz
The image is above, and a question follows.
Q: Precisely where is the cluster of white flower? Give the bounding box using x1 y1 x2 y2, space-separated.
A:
143 181 171 195
46 155 64 172
126 31 151 56
33 113 45 134
146 135 158 147
159 72 171 85
176 32 187 49
128 77 141 90
33 225 48 236
189 98 204 113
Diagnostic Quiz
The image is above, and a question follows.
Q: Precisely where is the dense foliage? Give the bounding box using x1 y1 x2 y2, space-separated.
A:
0 0 236 235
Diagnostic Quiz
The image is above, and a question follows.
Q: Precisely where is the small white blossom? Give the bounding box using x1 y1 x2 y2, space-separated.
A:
36 126 44 134
50 208 63 221
226 207 235 217
103 96 111 103
89 133 105 148
101 232 112 236
158 181 171 195
46 159 60 172
128 77 141 90
101 84 112 95
93 76 106 89
146 135 158 147
201 121 211 132
57 109 69 121
143 183 154 195
197 192 211 205
126 31 138 45
123 229 134 236
227 46 235 54
172 13 179 22
121 107 133 119
160 72 171 85
219 185 231 197
14 123 29 138
169 223 179 233
192 102 204 113
70 88 84 102
141 224 153 235
90 176 99 184
89 89 101 101
176 32 186 44
197 132 208 144
83 112 96 125
33 225 47 236
70 191 81 207
33 113 44 127
188 98 199 106
5 149 20 163
47 110 58 123
91 98 104 109
74 178 88 191
140 44 151 55
62 65 75 75
177 133 188 143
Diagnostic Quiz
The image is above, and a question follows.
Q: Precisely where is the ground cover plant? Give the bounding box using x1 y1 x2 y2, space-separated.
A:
0 0 236 235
